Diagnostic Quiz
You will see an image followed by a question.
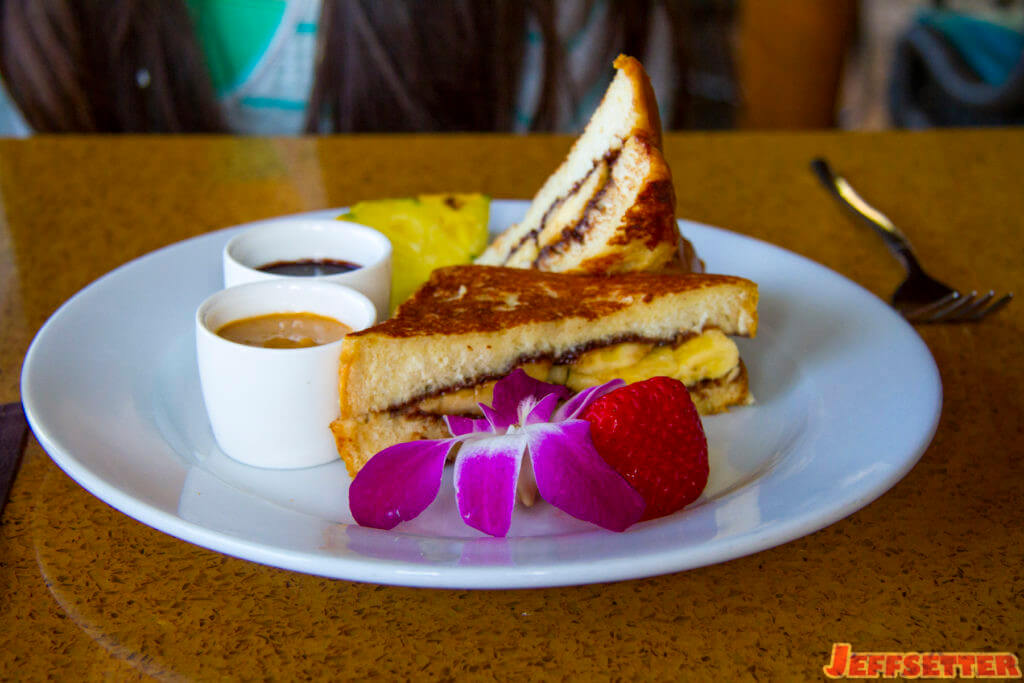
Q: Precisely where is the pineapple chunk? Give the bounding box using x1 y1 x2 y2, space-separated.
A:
340 193 490 314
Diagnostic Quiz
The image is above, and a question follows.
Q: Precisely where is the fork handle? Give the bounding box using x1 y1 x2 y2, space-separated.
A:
810 158 925 275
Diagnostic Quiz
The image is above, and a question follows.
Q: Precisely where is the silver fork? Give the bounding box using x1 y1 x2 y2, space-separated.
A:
811 158 1013 323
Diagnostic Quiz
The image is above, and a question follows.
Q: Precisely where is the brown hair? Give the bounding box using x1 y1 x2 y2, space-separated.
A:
307 0 707 132
0 0 226 132
1 0 700 134
305 0 528 132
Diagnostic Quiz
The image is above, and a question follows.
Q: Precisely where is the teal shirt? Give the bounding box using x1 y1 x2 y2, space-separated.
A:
185 0 320 134
186 0 288 94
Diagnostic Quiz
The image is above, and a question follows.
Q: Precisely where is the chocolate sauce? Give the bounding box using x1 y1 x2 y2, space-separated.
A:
257 258 360 277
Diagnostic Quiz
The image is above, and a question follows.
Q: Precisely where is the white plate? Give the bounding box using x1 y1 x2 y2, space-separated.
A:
21 201 941 589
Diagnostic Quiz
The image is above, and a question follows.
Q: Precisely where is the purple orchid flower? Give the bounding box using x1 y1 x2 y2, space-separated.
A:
349 369 646 537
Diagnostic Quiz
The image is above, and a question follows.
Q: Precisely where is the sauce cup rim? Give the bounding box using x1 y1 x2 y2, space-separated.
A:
196 279 377 351
223 218 392 275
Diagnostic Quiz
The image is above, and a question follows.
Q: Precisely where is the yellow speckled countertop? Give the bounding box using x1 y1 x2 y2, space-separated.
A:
1 132 1022 680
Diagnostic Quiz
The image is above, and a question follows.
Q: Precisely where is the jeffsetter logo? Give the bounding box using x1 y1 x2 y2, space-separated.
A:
824 643 1021 679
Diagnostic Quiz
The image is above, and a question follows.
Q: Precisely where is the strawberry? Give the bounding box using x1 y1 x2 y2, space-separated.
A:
580 376 709 521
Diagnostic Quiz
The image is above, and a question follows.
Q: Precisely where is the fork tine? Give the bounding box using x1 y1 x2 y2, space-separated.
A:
961 292 1014 321
906 291 1014 323
927 291 979 323
948 290 995 319
907 291 978 323
901 291 962 321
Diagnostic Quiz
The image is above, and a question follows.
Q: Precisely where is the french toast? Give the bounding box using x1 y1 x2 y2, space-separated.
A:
331 265 757 476
476 54 701 275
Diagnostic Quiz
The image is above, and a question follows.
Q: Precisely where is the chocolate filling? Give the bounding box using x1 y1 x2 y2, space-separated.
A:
507 148 623 262
534 150 621 267
404 366 741 420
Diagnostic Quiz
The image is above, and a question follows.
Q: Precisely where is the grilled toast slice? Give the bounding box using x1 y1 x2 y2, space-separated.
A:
476 55 700 275
331 265 757 475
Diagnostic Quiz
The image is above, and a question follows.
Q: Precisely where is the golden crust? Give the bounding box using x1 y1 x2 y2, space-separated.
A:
357 266 757 339
612 54 663 147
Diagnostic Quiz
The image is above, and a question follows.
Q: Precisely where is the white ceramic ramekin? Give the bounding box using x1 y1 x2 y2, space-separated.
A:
223 218 392 320
196 279 376 469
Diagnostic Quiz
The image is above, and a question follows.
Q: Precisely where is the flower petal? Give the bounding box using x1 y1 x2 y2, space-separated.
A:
553 379 625 421
522 392 561 426
527 420 645 532
453 433 527 537
490 368 571 423
444 414 492 437
480 402 513 432
348 439 454 530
